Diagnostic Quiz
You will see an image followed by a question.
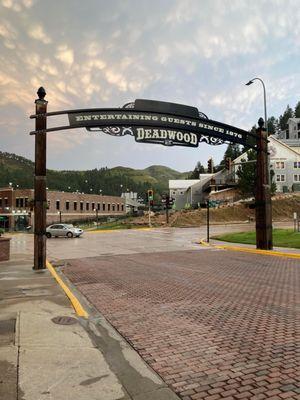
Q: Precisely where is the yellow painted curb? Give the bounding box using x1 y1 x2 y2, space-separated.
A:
199 240 300 260
46 260 89 318
87 227 152 234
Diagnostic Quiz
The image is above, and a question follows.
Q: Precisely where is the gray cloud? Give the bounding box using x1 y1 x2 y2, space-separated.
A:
0 0 299 171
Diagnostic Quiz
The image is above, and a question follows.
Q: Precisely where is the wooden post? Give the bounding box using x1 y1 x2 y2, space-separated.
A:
33 87 47 270
255 118 273 250
206 199 210 243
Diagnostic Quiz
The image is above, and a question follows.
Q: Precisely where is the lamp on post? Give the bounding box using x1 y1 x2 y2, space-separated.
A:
245 77 268 135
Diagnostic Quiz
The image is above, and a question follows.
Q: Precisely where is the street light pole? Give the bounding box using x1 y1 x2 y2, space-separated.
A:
245 77 268 135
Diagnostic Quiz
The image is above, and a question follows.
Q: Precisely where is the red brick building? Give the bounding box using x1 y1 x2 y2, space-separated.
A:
0 187 125 231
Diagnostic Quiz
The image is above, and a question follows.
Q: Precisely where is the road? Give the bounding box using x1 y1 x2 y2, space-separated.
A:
10 224 300 400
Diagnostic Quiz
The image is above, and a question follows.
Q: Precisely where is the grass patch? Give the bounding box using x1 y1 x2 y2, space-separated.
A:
90 221 148 231
213 229 300 249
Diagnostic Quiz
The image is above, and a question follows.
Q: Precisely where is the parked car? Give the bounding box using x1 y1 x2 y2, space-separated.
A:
46 224 83 238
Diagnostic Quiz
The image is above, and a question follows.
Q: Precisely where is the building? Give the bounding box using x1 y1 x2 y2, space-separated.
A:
232 136 300 193
121 191 145 214
276 118 300 153
0 187 125 231
169 179 200 210
168 136 300 210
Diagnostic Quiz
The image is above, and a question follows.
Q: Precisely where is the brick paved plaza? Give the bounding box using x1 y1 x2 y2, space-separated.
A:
63 248 300 400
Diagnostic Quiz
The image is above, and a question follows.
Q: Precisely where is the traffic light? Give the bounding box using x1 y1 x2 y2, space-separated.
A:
225 157 231 170
165 195 174 209
150 199 154 207
147 189 153 201
207 158 213 173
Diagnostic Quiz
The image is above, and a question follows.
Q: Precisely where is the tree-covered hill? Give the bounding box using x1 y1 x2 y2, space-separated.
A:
0 151 190 198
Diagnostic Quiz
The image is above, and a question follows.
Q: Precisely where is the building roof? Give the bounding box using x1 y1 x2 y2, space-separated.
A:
169 179 200 189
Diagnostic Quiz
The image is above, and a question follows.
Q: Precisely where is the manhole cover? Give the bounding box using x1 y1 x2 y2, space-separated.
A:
51 316 78 325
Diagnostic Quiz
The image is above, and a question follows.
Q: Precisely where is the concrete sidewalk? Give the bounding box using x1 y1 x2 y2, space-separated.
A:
0 252 179 400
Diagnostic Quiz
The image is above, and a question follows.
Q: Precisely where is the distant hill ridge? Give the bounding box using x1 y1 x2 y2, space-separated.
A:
0 151 190 197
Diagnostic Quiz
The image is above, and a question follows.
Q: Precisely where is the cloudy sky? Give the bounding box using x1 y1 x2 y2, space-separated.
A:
1 0 299 171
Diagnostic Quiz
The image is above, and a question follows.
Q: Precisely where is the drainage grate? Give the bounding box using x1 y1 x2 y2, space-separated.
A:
51 316 77 325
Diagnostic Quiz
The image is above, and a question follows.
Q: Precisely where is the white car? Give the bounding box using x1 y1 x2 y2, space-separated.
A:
46 224 83 238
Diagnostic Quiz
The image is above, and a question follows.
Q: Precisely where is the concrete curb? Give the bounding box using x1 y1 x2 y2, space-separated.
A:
199 239 300 259
46 260 89 318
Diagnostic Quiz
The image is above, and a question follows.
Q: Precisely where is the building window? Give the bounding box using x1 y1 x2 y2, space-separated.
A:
20 198 24 207
66 201 70 210
103 203 106 211
117 204 120 211
74 201 77 211
25 198 28 207
121 204 124 211
286 130 289 139
275 161 285 169
0 198 2 208
92 202 95 210
293 174 300 182
56 200 60 210
4 198 8 207
16 198 20 207
80 201 83 211
112 204 115 212
86 202 89 211
97 203 100 211
108 203 111 212
276 174 285 182
294 162 300 169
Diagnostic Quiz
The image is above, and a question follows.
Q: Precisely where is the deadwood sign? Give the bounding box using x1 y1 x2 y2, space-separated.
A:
31 88 272 273
31 99 257 149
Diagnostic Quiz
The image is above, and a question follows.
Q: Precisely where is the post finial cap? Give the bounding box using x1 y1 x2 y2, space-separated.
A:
258 117 264 128
37 87 46 100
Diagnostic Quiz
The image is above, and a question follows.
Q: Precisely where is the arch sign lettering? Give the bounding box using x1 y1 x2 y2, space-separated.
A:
30 87 272 272
31 98 257 149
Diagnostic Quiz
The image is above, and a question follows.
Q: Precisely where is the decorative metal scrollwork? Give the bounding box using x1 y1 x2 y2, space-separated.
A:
199 135 224 145
100 126 134 136
198 111 209 119
122 102 135 109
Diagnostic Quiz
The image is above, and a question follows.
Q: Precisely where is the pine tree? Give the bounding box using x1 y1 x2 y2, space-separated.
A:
295 101 300 118
279 105 294 130
267 116 278 135
189 162 205 179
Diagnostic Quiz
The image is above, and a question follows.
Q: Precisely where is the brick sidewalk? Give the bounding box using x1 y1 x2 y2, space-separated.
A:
62 249 300 400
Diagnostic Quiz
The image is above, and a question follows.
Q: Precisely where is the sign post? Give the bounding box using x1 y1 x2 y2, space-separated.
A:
206 199 210 243
33 87 47 270
147 189 153 227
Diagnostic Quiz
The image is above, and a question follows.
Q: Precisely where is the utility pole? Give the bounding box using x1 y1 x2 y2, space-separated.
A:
33 87 47 270
255 118 273 249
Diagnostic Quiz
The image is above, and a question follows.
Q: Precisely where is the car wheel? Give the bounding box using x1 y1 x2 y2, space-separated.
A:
46 232 51 238
67 232 73 238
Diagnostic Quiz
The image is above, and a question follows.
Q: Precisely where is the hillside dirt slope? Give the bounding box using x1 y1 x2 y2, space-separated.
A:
130 193 300 227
